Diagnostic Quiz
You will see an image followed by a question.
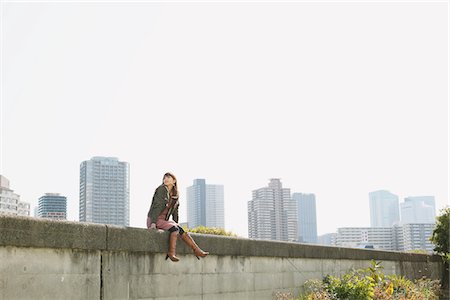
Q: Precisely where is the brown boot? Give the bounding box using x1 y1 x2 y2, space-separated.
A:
165 232 180 262
180 232 209 259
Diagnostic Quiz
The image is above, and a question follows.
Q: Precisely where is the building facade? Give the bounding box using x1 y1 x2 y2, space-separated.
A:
317 233 337 246
293 193 318 243
335 223 436 252
186 179 224 229
400 196 436 224
79 157 130 226
335 227 395 250
37 193 67 220
400 223 435 252
248 179 297 242
0 175 30 216
369 190 400 227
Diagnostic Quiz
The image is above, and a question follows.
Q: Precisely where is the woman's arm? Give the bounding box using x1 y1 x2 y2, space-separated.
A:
149 186 166 225
172 202 179 223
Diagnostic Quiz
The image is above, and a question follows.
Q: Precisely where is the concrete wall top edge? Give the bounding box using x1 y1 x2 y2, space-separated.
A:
0 215 441 262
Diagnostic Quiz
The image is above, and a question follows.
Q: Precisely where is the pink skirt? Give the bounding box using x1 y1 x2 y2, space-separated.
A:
147 206 178 231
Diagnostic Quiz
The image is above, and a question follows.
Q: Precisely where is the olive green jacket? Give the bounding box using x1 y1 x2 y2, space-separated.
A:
147 184 179 224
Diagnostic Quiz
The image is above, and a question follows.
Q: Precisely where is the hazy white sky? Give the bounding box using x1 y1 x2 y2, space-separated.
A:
1 1 448 238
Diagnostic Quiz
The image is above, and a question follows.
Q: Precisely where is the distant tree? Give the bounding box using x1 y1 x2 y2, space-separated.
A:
431 207 449 261
430 207 449 288
182 225 237 237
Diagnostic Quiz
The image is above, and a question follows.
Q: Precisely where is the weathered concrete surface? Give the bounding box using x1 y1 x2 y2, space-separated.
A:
0 215 444 299
0 214 106 250
0 246 100 300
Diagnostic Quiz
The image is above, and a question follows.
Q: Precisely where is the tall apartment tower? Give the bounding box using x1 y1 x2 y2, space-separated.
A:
0 175 30 216
186 179 224 229
248 178 297 242
400 196 436 224
293 193 318 243
369 190 400 227
37 193 67 220
79 157 130 226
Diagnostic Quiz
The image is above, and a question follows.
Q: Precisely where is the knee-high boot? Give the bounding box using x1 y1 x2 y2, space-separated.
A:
165 231 180 262
180 232 209 259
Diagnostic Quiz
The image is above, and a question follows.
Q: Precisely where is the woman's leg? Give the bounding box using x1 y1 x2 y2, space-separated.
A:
166 226 180 262
179 230 209 259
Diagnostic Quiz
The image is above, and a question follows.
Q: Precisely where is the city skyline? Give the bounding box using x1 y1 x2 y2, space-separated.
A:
0 170 445 237
1 3 447 238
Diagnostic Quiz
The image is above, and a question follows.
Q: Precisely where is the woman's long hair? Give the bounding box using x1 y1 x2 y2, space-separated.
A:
163 172 179 199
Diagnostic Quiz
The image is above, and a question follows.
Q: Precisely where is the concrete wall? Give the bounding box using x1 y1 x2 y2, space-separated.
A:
0 215 444 299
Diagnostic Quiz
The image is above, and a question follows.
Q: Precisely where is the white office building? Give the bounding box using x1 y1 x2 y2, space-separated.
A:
400 196 436 224
187 179 224 229
369 190 400 227
401 223 435 252
37 193 67 220
335 223 436 253
335 227 395 250
293 193 318 243
0 175 30 217
79 157 130 226
317 233 337 246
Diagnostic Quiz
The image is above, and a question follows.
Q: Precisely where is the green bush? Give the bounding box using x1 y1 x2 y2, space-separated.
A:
373 274 441 300
430 207 449 289
182 225 237 237
431 207 449 263
298 260 441 300
323 273 375 300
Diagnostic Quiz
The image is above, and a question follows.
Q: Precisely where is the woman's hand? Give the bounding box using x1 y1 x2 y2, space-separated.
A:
149 223 156 230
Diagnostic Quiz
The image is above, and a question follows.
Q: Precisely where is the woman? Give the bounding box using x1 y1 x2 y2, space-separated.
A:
147 172 209 262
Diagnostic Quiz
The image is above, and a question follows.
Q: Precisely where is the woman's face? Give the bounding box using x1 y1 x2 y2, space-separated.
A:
163 175 176 186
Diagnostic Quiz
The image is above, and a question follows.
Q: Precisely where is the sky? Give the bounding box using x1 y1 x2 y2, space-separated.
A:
1 1 448 238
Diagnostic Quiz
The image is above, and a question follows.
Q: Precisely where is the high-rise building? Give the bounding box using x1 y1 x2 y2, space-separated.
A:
79 157 130 226
248 178 297 242
37 193 67 220
186 179 224 228
0 175 30 216
205 184 224 228
369 190 400 227
293 193 318 243
400 196 436 224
